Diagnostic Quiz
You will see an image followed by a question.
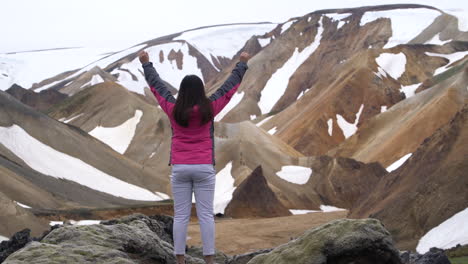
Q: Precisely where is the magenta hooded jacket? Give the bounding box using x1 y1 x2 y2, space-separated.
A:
142 61 248 165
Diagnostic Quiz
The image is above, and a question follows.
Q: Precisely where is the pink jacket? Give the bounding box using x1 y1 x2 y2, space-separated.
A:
143 61 248 164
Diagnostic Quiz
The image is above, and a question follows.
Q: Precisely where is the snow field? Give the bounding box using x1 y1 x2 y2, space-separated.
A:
113 42 203 95
375 53 407 80
175 24 276 69
416 207 468 253
276 166 312 185
214 161 236 214
214 92 244 122
386 153 412 172
0 47 110 91
336 104 364 139
360 8 441 48
259 17 324 114
0 124 163 201
89 110 143 154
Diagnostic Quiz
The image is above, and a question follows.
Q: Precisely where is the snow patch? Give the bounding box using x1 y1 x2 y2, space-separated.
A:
336 104 364 138
320 205 346 212
360 9 442 48
400 83 421 98
50 220 101 226
416 207 468 253
376 53 407 80
89 110 142 154
381 106 387 113
0 235 8 242
214 162 236 214
325 13 351 30
214 92 244 122
0 124 162 201
250 115 257 120
15 201 31 209
258 38 271 48
327 118 333 136
61 113 83 124
268 127 277 135
386 153 412 172
426 51 468 75
425 33 451 45
259 17 324 114
289 209 320 215
81 74 104 88
281 21 295 34
276 166 312 185
149 152 156 158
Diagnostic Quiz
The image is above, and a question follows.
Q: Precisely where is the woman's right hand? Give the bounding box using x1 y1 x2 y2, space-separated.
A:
240 52 250 63
138 50 150 64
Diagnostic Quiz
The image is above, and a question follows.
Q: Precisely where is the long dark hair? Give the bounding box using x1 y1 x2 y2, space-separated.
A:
173 75 213 127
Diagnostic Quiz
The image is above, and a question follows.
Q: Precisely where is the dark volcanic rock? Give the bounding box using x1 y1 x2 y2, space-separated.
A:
224 166 291 218
6 84 67 112
0 229 31 263
247 218 402 264
3 214 204 264
400 248 451 264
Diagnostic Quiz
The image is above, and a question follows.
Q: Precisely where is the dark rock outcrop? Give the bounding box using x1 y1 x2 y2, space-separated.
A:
247 218 402 264
0 229 31 263
224 166 291 218
3 214 204 264
400 248 451 264
6 84 67 112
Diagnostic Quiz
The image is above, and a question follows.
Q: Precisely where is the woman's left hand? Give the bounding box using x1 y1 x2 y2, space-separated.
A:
138 50 150 64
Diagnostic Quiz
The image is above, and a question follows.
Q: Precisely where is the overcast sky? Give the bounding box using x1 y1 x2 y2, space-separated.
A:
1 0 466 53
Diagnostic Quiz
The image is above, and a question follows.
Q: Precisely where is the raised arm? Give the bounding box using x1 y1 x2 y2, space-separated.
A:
139 51 176 115
209 52 250 116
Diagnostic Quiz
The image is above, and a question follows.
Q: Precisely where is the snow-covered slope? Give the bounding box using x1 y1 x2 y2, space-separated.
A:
0 47 110 91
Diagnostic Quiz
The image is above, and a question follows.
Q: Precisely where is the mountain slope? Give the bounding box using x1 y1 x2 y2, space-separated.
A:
0 90 169 210
349 103 468 251
329 59 468 167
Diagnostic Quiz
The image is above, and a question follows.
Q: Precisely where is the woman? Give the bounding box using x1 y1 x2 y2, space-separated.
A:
139 50 250 264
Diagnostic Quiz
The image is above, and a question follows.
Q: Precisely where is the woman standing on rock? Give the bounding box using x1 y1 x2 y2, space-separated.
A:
139 50 250 264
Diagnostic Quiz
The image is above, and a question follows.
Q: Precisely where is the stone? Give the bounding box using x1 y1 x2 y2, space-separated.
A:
247 218 402 264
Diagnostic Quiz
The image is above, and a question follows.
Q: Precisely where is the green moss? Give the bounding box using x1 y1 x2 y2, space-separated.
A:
450 256 468 264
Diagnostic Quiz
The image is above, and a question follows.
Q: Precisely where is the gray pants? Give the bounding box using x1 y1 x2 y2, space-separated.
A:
171 164 216 256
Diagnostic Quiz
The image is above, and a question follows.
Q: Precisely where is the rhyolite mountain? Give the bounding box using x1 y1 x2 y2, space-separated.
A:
0 3 467 253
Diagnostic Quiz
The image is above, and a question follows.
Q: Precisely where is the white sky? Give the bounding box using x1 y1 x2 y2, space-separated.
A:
0 0 466 53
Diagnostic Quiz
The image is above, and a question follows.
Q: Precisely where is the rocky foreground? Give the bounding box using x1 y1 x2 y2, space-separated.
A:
0 214 452 264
